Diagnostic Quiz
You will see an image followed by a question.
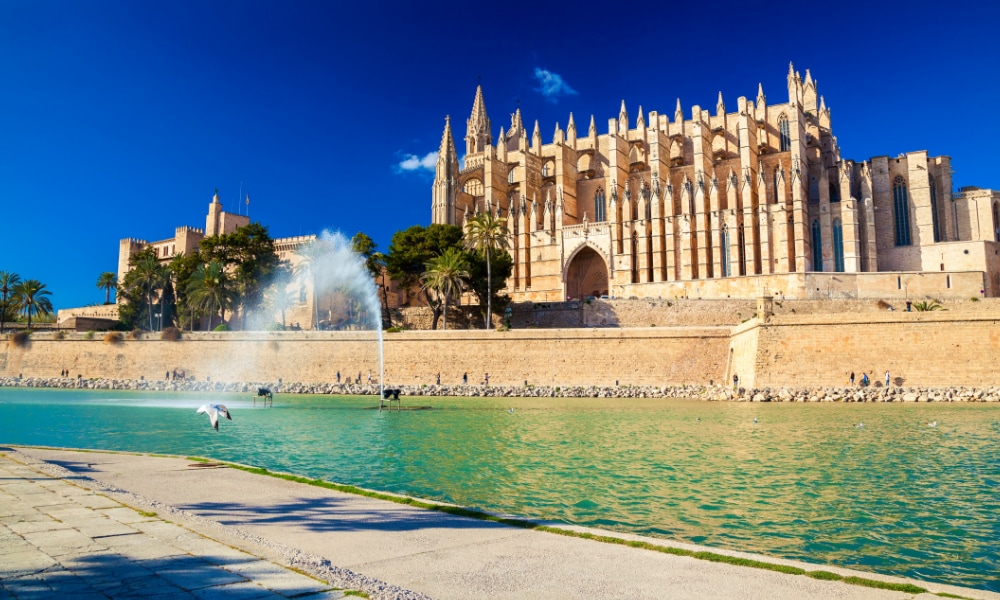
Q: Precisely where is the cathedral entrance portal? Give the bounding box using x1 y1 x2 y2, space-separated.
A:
565 246 609 300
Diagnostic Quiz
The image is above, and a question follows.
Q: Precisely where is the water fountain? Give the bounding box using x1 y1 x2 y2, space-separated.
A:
289 231 384 402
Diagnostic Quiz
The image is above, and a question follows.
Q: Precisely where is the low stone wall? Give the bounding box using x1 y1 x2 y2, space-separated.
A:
4 376 999 402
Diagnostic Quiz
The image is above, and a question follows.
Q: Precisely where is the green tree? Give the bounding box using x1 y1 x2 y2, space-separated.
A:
466 248 513 322
421 247 470 330
169 251 204 331
200 223 285 328
187 260 237 329
351 232 391 328
463 212 510 329
96 272 118 304
0 271 22 333
386 224 463 330
266 284 295 327
13 279 53 330
129 250 169 331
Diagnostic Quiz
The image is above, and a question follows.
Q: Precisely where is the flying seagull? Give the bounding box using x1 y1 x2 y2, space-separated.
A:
197 404 232 431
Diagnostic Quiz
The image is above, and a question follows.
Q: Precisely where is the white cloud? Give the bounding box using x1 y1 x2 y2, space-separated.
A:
395 151 438 173
534 68 578 103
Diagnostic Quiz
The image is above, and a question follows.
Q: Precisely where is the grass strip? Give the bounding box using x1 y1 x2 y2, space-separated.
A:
841 576 926 594
935 593 975 599
805 570 843 581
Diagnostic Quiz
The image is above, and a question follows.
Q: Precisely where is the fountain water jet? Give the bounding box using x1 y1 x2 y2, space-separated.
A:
289 231 384 399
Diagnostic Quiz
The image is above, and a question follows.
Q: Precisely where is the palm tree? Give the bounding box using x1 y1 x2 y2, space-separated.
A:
187 260 236 329
267 284 295 327
421 248 470 330
0 271 21 333
463 212 510 329
96 272 118 304
131 254 168 330
13 279 53 330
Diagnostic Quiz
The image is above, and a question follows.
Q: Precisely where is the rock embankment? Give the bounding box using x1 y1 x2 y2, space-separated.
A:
3 376 1000 402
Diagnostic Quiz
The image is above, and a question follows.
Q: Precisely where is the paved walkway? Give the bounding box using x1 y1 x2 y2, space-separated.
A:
3 447 998 600
0 451 347 599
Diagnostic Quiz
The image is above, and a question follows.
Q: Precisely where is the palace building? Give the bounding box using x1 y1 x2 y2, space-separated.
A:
431 64 1000 301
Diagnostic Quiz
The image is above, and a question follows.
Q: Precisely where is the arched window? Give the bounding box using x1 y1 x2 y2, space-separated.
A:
893 176 911 246
594 188 606 222
299 285 307 304
542 162 551 177
811 219 823 271
508 167 516 185
720 226 731 277
832 218 844 272
993 202 1000 243
778 114 791 152
829 183 840 203
929 174 941 242
772 168 780 204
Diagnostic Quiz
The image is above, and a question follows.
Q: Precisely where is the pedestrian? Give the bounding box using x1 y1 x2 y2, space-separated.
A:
733 374 739 388
906 301 912 312
368 371 372 384
885 370 890 388
462 372 468 385
850 372 855 386
436 372 441 385
336 371 341 383
484 373 489 386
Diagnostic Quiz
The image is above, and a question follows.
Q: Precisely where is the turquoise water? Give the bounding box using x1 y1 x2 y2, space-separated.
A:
1 388 998 591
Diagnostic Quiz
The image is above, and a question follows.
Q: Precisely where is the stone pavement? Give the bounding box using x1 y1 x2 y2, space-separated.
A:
0 452 348 599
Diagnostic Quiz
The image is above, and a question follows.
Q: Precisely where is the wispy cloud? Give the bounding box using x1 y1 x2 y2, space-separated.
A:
395 151 438 174
534 68 578 103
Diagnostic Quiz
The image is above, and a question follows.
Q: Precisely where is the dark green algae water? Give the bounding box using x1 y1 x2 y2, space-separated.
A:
1 387 998 592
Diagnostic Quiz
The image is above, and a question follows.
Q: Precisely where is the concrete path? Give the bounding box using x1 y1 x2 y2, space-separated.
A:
4 447 998 600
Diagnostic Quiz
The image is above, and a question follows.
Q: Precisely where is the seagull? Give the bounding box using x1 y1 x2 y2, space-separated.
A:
855 422 864 428
928 421 938 428
197 404 232 431
753 417 758 424
507 408 515 414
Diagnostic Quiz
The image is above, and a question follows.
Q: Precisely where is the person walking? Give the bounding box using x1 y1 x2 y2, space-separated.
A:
850 372 855 386
733 374 739 388
462 372 468 385
436 372 441 385
885 370 891 388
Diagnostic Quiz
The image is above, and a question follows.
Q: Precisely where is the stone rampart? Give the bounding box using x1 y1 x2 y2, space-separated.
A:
6 305 1000 392
0 327 730 388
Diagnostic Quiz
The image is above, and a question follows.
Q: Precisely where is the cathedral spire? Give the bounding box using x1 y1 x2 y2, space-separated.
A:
465 85 492 155
567 112 577 146
437 115 457 160
532 119 542 152
675 98 683 123
432 116 461 225
757 83 765 105
803 69 814 88
588 114 597 137
716 92 725 116
637 105 645 129
618 100 629 135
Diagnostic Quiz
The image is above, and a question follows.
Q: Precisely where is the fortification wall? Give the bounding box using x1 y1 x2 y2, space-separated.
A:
745 312 1000 388
0 328 730 388
6 308 1000 391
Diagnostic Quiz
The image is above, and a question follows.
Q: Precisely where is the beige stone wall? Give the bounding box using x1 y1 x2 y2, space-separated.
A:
0 328 730 388
747 311 1000 388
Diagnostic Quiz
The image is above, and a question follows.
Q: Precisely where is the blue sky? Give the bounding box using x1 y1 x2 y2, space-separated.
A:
2 0 998 310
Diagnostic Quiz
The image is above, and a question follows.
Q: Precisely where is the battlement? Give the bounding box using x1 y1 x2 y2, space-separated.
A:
176 226 204 235
120 238 148 246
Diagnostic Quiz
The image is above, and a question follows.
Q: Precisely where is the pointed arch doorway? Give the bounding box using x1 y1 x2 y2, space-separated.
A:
565 246 609 300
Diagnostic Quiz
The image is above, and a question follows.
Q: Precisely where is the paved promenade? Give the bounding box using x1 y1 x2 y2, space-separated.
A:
3 447 997 600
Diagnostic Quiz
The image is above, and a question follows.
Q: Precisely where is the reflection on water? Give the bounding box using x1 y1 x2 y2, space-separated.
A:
1 388 997 591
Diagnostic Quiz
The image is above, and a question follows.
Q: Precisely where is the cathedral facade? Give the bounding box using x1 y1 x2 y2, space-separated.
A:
431 65 1000 301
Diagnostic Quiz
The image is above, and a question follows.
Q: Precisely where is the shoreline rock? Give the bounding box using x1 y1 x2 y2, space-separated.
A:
2 376 999 402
